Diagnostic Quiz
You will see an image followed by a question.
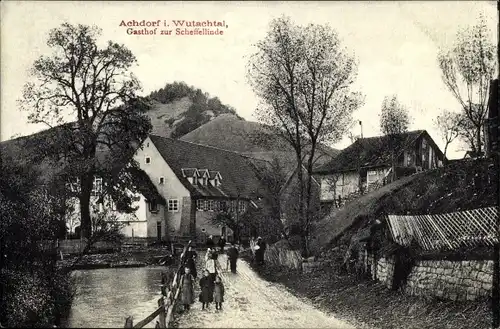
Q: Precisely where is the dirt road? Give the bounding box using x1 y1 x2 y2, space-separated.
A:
175 253 357 328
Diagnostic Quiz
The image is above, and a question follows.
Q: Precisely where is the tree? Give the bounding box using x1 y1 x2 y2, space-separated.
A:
379 95 411 182
247 16 363 256
437 15 496 154
433 109 461 158
19 23 152 239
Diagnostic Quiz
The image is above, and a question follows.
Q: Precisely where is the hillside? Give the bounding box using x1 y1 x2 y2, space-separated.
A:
180 115 339 173
309 158 497 254
146 82 241 138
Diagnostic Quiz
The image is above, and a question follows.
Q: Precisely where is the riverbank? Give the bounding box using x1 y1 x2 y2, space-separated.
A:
57 246 175 270
242 253 493 329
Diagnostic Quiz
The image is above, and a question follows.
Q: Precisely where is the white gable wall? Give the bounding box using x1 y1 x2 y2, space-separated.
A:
134 137 191 234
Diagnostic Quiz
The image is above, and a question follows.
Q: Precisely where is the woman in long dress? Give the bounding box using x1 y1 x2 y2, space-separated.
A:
180 267 195 311
205 248 218 283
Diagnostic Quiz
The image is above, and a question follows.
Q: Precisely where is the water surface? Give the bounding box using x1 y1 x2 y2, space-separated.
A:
62 266 167 328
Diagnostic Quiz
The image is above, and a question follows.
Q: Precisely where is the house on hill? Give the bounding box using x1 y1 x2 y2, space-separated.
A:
314 130 446 205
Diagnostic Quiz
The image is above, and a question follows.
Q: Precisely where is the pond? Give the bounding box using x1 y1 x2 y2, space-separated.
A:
61 266 168 328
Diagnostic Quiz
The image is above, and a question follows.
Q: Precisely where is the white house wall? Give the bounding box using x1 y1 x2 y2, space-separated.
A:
134 137 191 237
320 171 360 201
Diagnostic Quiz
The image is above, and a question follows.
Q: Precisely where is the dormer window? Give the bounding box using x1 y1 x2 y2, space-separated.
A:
145 156 151 164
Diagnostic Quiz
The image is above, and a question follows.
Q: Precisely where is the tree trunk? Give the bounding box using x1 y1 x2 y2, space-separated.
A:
300 229 309 258
476 127 482 154
296 154 306 256
80 174 93 240
391 152 397 183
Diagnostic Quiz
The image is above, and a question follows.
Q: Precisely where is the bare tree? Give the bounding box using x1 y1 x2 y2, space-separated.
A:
19 23 152 239
438 15 496 154
379 95 411 182
247 16 363 256
433 110 461 158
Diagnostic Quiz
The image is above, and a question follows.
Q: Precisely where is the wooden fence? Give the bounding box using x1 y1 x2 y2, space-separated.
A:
124 241 191 328
386 207 499 251
264 244 302 270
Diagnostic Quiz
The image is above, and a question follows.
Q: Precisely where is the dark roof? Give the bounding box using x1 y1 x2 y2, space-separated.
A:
149 134 271 199
0 126 164 203
315 130 431 173
128 166 166 205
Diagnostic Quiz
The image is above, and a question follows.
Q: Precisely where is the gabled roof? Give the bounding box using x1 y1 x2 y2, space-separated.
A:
181 168 200 177
0 126 164 205
314 130 443 174
208 170 222 180
128 167 166 205
148 135 271 199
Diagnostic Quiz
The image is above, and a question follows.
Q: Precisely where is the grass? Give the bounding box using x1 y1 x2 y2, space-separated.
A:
245 255 493 329
311 158 497 254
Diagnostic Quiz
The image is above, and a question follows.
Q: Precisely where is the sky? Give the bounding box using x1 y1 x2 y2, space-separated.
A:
1 1 498 159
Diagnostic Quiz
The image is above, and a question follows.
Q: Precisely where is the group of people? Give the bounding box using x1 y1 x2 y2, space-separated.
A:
178 237 241 312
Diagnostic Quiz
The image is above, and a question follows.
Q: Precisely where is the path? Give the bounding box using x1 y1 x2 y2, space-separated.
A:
175 252 357 328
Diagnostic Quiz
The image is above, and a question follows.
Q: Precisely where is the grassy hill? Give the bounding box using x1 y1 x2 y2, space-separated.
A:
180 114 339 173
309 158 497 254
146 82 241 138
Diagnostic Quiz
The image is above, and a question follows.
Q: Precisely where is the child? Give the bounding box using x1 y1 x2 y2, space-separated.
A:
179 267 195 311
213 275 225 311
199 269 214 310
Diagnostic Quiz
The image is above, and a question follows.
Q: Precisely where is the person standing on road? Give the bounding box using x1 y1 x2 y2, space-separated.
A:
213 274 225 311
227 243 239 274
183 246 198 279
218 235 226 253
255 237 267 265
199 269 214 310
205 248 217 283
206 235 215 248
180 267 195 311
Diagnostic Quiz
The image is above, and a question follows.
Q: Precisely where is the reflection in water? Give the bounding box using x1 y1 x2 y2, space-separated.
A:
62 267 167 328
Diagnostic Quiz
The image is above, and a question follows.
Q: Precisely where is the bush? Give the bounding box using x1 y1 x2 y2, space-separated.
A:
0 268 75 328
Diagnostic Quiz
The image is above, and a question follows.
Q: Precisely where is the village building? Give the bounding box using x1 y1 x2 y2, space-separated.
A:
130 134 274 243
314 130 446 205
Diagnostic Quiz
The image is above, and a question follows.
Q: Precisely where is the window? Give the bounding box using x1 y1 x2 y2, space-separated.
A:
196 199 204 211
208 200 214 212
238 200 246 213
145 156 151 164
148 200 159 212
168 199 179 212
147 142 150 147
159 177 165 185
193 176 198 185
91 177 103 197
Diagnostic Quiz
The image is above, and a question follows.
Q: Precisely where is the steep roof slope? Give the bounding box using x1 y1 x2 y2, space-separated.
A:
149 134 272 200
180 114 339 174
315 130 443 173
0 126 163 201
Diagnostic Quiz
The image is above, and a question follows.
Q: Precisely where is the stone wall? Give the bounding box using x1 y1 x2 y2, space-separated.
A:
367 254 395 288
365 251 493 301
405 260 493 301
